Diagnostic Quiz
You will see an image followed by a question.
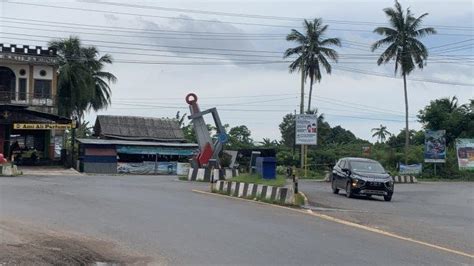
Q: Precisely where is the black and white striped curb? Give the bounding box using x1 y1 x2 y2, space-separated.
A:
393 176 418 183
213 180 294 205
187 168 239 181
325 175 418 183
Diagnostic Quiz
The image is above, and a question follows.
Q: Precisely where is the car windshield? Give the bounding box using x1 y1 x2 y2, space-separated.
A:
350 161 386 174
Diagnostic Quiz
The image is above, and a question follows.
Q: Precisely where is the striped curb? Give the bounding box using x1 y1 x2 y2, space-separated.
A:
187 168 239 181
213 180 294 205
324 175 418 183
393 175 418 183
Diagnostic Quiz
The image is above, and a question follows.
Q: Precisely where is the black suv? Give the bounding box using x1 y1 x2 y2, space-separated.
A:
331 157 394 201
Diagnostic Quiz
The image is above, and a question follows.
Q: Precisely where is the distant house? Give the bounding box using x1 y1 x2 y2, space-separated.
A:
77 115 197 175
94 115 186 142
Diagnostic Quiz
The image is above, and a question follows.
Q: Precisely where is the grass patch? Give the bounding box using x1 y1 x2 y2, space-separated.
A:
299 170 327 180
230 174 287 187
417 175 474 182
294 193 305 206
178 175 188 181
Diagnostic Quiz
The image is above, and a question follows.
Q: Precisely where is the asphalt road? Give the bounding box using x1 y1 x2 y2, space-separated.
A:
0 175 472 265
301 180 474 255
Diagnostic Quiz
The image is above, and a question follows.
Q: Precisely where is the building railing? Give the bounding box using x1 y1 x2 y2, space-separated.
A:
0 91 57 107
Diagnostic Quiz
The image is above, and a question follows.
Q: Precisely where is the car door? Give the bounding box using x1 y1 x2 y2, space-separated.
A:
332 159 341 183
337 160 347 187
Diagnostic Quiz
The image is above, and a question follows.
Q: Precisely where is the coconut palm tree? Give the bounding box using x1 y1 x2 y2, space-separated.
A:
49 36 116 123
284 18 341 113
371 1 436 163
371 124 391 143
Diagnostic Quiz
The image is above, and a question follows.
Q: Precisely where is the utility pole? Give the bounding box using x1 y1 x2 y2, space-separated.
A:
299 62 305 174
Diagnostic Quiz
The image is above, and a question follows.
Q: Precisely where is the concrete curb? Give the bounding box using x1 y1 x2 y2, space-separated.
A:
187 168 239 182
299 191 309 206
213 180 294 205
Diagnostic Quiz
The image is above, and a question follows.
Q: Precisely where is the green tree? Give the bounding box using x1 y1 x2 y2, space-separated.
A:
228 125 253 149
418 97 472 145
279 113 296 148
175 111 187 127
50 36 116 123
284 18 341 112
371 1 436 163
371 124 391 143
259 138 279 148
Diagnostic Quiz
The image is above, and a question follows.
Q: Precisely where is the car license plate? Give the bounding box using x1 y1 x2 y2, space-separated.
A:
362 190 386 195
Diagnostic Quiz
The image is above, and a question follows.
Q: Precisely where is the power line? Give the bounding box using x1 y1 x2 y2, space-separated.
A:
51 1 474 31
5 2 474 36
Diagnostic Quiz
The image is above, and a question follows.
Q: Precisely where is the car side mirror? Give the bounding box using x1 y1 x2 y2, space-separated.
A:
342 168 350 174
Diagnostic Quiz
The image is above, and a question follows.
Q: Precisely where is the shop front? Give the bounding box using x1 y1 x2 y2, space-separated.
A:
0 105 71 165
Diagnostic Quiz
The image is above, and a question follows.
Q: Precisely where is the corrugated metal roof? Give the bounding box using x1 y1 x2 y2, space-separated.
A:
77 138 198 148
94 115 185 142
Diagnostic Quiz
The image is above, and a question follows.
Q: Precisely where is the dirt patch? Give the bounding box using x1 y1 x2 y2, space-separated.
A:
0 220 152 265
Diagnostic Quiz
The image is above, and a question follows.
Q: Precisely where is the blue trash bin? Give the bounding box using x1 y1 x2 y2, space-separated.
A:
256 157 276 179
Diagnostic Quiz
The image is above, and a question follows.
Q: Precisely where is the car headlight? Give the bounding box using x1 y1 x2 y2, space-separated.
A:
386 180 394 188
351 176 365 187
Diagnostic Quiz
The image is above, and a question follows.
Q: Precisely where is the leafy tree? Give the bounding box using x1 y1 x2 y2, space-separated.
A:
326 125 359 144
386 129 419 148
228 125 253 149
175 111 187 127
284 18 341 112
371 1 436 163
371 124 391 143
259 138 279 148
418 97 472 145
279 113 296 148
50 36 116 123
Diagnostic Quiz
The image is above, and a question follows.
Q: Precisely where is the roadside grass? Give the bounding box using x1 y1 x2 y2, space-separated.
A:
178 175 188 181
230 174 287 187
417 175 474 182
294 193 305 206
299 170 327 180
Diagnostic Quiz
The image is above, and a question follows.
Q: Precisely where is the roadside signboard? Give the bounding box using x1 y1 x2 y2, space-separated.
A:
13 123 72 130
424 130 446 163
295 114 317 145
455 138 474 170
399 163 422 175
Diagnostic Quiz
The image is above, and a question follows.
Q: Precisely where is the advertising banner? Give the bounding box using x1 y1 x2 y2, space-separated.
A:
295 114 318 145
399 163 422 175
456 139 474 170
424 130 446 163
117 161 177 175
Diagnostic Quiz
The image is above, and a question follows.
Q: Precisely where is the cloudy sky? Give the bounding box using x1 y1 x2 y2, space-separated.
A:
1 0 472 142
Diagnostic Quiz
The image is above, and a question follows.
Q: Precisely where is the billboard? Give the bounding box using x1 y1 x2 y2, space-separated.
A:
295 114 318 145
424 130 446 163
456 139 474 170
399 163 422 175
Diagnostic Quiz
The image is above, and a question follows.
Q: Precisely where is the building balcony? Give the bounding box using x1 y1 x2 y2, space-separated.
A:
0 91 56 107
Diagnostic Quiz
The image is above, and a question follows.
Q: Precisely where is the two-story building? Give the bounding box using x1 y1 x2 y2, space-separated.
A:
0 43 71 164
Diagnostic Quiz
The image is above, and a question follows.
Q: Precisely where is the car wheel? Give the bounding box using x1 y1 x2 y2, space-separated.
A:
331 179 339 194
384 194 392 202
345 182 353 198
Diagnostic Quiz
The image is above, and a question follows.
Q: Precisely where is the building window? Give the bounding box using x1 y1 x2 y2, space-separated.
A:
34 79 51 98
19 78 27 101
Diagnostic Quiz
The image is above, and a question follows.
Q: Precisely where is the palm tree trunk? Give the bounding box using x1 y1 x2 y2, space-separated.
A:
307 78 313 113
403 73 409 165
300 62 305 170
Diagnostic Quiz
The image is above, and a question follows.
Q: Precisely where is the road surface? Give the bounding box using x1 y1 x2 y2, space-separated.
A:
1 175 472 265
301 180 474 255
